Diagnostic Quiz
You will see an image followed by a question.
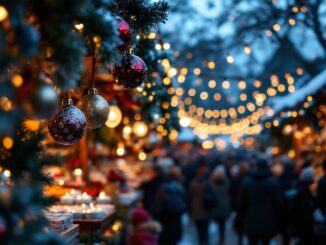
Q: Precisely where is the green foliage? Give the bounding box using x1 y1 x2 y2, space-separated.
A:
112 0 169 34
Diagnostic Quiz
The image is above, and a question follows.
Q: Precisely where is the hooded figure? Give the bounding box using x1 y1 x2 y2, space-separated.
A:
129 208 161 245
237 159 282 245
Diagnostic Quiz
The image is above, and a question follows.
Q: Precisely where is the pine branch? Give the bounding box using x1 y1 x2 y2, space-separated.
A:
112 0 169 34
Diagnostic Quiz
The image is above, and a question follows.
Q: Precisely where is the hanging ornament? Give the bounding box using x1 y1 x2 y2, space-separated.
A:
48 98 86 145
113 50 147 89
77 48 109 129
116 17 133 52
77 87 109 129
18 68 58 119
105 104 122 128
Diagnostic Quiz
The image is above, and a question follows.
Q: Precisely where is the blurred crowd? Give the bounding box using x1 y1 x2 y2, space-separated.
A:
129 149 326 245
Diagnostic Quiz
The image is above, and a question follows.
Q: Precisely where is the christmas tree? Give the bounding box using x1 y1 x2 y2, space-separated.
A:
0 0 170 244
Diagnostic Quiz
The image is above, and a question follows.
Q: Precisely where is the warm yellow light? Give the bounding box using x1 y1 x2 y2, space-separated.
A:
74 168 83 176
238 80 246 90
11 74 23 87
138 152 147 161
254 80 262 88
288 19 296 26
307 96 313 102
74 23 84 31
105 105 122 128
277 84 286 92
200 91 208 100
180 67 188 75
292 7 299 13
297 68 303 75
116 147 125 156
188 88 196 97
2 137 13 149
177 75 185 83
208 61 215 69
163 77 171 85
214 93 221 101
167 68 177 78
208 80 216 88
175 87 184 96
3 170 11 178
273 120 279 127
226 56 234 64
148 32 156 39
265 122 271 128
163 43 171 50
240 93 247 101
221 110 228 118
288 149 295 158
267 88 277 96
0 6 8 22
288 85 295 93
23 119 41 131
133 121 148 137
237 106 246 114
193 68 201 75
123 125 132 135
202 140 214 149
273 23 281 32
272 147 279 155
179 117 190 127
244 45 251 54
222 80 230 89
155 44 162 50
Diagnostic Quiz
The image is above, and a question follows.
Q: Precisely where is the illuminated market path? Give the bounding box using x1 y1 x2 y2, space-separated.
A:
178 214 282 245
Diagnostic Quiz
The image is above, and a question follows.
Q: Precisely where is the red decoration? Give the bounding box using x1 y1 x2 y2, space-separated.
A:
106 169 126 183
48 103 87 145
113 54 147 89
117 17 132 52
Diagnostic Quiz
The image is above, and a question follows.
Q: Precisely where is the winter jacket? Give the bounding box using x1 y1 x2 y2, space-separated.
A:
210 178 231 219
237 168 282 237
189 175 210 221
139 176 165 215
129 221 161 245
316 175 326 216
154 180 186 245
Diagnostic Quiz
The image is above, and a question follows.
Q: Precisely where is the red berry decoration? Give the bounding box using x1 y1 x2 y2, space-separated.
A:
117 17 132 52
48 98 87 145
114 54 147 89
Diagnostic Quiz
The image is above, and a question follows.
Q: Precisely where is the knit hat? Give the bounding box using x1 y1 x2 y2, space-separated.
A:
131 208 150 226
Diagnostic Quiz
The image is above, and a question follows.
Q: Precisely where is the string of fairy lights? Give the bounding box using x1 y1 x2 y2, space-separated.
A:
139 3 321 142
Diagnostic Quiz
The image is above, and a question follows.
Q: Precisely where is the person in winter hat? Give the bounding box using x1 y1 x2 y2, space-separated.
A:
129 208 161 245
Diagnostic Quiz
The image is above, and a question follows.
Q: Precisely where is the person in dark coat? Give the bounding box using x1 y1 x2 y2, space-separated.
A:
237 159 282 245
290 168 316 245
230 162 249 245
316 160 326 217
139 165 165 215
154 166 186 245
129 208 161 245
210 166 231 245
189 161 210 245
276 158 299 245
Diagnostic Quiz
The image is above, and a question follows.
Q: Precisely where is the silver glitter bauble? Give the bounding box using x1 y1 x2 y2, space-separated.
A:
77 87 110 129
21 81 58 119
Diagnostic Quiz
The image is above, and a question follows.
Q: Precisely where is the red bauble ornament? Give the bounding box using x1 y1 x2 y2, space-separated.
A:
117 17 132 52
113 54 147 89
48 99 87 145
